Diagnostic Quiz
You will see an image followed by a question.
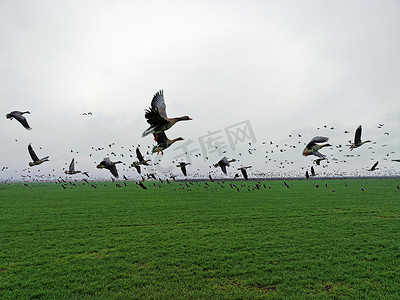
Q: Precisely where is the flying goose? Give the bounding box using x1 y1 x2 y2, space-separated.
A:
214 157 236 175
64 158 81 175
302 136 331 158
28 143 49 166
96 157 122 178
151 131 183 154
6 111 32 130
131 148 151 174
368 161 379 171
350 125 371 150
237 166 251 180
142 90 192 140
176 162 190 176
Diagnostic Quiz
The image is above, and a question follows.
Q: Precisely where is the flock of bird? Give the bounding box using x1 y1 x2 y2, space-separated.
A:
4 90 399 187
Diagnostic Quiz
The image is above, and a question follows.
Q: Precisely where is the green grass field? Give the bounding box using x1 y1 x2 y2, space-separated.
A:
1 178 399 299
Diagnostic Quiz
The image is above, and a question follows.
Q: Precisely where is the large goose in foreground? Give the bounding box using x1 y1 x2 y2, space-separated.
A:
142 90 192 140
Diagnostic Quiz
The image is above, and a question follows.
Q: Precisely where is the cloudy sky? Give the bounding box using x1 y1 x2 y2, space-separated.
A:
1 0 399 181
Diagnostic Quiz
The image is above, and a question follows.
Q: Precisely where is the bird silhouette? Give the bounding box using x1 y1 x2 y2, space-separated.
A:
303 136 331 158
142 90 192 140
28 144 49 167
6 111 32 130
350 125 371 150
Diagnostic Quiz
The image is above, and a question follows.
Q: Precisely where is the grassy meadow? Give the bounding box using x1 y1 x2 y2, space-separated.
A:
0 178 399 299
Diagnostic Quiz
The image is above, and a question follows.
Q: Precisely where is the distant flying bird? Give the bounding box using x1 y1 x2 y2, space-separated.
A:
350 125 371 150
6 111 32 130
142 90 192 140
64 158 82 175
368 161 379 171
131 147 151 173
136 148 150 165
136 180 147 189
151 131 184 154
176 162 190 176
214 157 236 175
237 166 251 180
96 157 122 178
302 136 331 158
28 143 49 166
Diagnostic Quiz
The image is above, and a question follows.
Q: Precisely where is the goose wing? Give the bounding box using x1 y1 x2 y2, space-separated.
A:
134 165 141 174
220 157 228 166
240 168 248 180
136 148 144 162
28 144 39 162
151 90 167 119
311 166 315 176
144 107 168 126
69 158 75 172
313 151 325 158
109 164 119 178
354 125 362 144
306 136 329 149
220 164 227 175
181 165 187 176
371 161 379 170
156 131 168 146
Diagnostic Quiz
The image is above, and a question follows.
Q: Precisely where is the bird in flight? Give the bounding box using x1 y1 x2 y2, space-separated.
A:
96 157 122 178
350 125 371 150
237 166 252 180
28 144 49 166
302 136 331 158
214 157 236 175
176 162 190 176
6 111 32 130
151 131 183 155
142 90 192 140
368 161 379 171
131 148 150 174
65 158 88 176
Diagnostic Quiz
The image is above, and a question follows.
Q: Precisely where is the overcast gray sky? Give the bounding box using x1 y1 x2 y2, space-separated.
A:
1 0 399 181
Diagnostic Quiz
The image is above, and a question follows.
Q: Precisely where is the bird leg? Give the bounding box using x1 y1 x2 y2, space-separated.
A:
154 132 158 141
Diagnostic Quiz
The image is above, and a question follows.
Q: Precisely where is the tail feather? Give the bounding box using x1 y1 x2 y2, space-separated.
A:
41 156 50 161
